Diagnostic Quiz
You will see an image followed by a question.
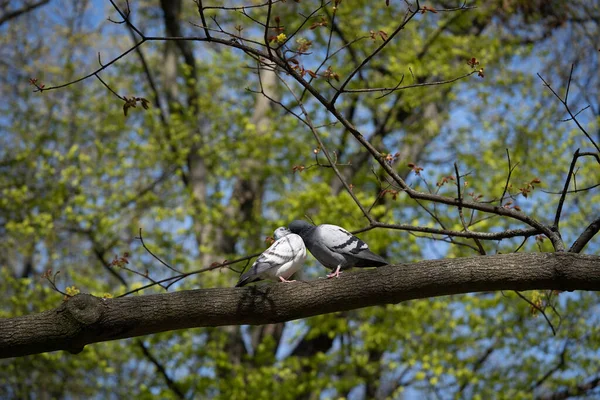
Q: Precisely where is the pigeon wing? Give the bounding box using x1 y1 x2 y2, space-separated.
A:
316 224 370 255
317 224 387 267
236 236 298 287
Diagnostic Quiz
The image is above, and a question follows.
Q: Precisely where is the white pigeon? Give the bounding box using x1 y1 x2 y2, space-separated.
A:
235 227 307 287
288 220 387 278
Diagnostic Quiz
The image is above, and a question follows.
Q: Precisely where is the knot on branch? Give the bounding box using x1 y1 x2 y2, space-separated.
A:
65 294 104 326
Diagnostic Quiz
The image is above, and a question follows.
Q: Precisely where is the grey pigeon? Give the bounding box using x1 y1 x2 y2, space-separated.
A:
288 220 387 278
236 227 307 287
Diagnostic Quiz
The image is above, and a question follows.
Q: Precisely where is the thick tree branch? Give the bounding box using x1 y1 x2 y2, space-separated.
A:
1 252 599 359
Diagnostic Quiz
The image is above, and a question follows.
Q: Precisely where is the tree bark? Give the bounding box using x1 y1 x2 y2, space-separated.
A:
1 252 599 359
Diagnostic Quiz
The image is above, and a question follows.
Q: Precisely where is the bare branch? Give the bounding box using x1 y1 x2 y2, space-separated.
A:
117 252 261 298
263 0 274 58
542 182 600 195
193 0 211 39
334 71 477 96
202 0 284 11
282 1 330 50
538 67 600 153
94 73 124 100
455 162 486 254
354 222 540 241
29 3 567 253
0 0 49 27
3 252 599 359
500 149 518 205
108 0 144 38
570 216 600 253
554 149 580 229
34 40 147 92
137 228 181 274
330 3 420 104
513 290 557 336
275 73 374 223
553 150 600 236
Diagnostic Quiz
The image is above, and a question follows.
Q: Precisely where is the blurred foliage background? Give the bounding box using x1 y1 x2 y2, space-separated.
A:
1 0 599 398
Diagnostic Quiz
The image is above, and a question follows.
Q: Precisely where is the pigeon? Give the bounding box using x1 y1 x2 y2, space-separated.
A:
288 220 387 278
235 227 307 287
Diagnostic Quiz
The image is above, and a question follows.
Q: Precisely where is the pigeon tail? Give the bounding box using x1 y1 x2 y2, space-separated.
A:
236 261 271 287
356 250 388 267
235 273 255 287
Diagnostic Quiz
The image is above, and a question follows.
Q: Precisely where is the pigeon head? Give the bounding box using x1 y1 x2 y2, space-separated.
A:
288 220 315 235
273 227 291 240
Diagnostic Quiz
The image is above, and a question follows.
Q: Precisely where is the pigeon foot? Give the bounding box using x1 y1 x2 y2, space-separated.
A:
327 266 342 279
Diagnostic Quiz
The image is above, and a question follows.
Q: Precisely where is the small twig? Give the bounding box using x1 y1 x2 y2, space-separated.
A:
203 0 283 11
513 291 557 336
538 67 600 153
455 162 485 254
263 0 273 58
513 236 529 253
194 0 211 39
165 257 252 290
245 62 307 124
325 5 336 59
352 221 540 241
376 74 405 99
41 270 67 296
330 71 477 96
282 1 330 50
94 73 124 100
108 0 144 38
542 182 600 195
117 264 166 289
125 22 168 126
117 252 262 297
330 1 421 105
275 73 374 223
408 232 480 252
564 64 573 103
500 149 518 205
554 149 580 230
569 216 600 253
136 228 181 274
32 40 146 92
559 105 591 122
